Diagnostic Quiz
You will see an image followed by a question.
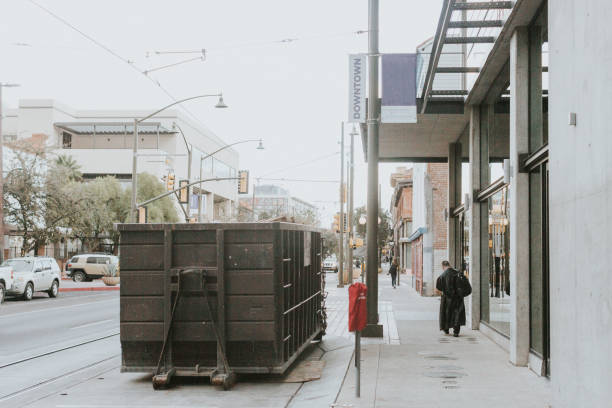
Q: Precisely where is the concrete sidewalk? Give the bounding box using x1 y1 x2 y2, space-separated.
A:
59 279 120 292
330 271 552 408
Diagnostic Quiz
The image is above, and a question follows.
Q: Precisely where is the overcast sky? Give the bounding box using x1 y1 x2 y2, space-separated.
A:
1 0 442 225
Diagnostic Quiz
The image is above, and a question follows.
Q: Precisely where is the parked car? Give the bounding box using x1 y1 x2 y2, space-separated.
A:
0 265 14 304
322 257 338 273
2 257 61 301
66 254 119 282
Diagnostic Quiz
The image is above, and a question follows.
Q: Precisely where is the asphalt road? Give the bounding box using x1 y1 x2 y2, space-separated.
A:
0 291 120 407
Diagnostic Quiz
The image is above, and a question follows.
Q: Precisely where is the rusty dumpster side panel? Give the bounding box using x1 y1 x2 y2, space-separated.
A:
118 222 323 375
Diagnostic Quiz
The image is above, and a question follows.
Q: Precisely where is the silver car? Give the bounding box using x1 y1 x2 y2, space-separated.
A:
3 257 61 301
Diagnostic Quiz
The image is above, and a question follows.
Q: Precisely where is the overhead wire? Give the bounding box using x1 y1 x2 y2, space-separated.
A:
259 151 340 178
27 0 216 135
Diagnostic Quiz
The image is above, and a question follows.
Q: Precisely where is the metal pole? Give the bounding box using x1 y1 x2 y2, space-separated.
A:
185 147 192 221
338 123 345 288
348 129 355 283
355 331 361 397
364 0 382 336
198 156 203 222
130 118 139 222
252 180 257 221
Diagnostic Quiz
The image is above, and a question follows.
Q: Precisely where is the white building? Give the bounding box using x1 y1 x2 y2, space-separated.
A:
2 99 239 221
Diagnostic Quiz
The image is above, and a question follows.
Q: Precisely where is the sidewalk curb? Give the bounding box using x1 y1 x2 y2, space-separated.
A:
59 286 120 292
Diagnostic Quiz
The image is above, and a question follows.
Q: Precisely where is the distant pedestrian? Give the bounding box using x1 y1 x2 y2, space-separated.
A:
436 260 470 337
389 258 398 289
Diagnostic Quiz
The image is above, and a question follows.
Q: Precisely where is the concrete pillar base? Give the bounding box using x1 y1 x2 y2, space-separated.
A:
361 323 383 338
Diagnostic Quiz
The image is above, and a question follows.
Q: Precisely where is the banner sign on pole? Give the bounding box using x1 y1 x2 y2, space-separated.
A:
348 54 366 123
381 54 417 123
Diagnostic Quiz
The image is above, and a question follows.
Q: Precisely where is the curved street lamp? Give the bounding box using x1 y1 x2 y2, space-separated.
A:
131 93 226 222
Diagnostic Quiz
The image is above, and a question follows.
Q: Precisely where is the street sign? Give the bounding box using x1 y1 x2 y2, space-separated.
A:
348 54 366 123
178 180 189 204
238 170 249 194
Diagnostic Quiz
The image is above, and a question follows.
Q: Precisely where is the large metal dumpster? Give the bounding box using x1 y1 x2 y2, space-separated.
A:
118 223 325 388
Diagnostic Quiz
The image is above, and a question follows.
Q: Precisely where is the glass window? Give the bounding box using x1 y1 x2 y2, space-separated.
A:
97 257 110 264
86 257 97 264
480 186 511 336
2 259 34 272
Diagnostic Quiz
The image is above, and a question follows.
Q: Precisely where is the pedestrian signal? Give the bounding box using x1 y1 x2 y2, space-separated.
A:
178 180 189 203
238 170 249 194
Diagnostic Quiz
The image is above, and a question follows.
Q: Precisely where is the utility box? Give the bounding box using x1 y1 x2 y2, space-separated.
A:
117 223 325 388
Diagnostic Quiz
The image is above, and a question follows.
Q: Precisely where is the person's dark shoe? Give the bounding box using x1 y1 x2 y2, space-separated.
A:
443 329 449 335
453 332 459 337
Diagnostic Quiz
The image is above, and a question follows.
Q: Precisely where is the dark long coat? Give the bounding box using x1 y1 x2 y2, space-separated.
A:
436 268 466 330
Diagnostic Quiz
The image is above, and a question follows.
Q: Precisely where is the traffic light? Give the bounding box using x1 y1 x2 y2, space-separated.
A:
332 213 340 233
166 173 175 191
238 170 249 194
137 206 147 224
178 180 189 203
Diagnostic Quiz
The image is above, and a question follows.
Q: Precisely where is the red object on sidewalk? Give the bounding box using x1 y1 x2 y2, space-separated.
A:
348 282 368 332
59 286 120 292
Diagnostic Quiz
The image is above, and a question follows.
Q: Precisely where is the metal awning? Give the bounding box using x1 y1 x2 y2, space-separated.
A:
407 227 428 243
421 0 515 113
55 122 177 135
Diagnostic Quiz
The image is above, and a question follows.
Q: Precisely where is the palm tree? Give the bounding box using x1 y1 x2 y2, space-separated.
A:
55 154 82 181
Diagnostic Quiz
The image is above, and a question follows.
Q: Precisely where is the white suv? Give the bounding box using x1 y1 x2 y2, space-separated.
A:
2 257 61 301
66 254 119 282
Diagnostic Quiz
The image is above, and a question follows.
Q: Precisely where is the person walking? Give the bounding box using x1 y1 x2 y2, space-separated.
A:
389 257 398 289
436 260 468 337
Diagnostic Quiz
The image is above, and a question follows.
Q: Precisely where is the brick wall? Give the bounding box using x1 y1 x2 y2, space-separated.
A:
427 163 448 252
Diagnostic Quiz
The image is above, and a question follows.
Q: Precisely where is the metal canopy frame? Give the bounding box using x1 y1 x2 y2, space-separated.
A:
421 1 515 113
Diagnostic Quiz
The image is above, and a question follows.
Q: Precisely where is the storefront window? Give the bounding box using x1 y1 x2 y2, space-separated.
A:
461 213 470 278
480 186 511 336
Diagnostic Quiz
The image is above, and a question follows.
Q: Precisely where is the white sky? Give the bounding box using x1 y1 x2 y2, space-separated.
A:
0 0 442 225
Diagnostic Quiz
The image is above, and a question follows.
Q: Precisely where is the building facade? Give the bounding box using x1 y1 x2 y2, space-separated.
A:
239 184 317 223
365 1 612 405
409 163 448 296
389 167 413 277
2 99 239 222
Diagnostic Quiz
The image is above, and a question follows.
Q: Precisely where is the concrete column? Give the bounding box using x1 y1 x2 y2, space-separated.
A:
467 106 481 329
206 193 215 222
509 27 530 367
448 142 462 268
423 174 434 296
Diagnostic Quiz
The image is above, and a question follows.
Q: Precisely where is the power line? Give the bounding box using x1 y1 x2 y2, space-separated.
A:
27 0 214 138
260 151 340 177
255 177 339 183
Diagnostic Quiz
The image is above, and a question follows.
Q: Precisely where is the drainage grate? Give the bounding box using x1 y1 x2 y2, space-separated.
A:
423 355 458 360
425 365 464 371
423 371 467 379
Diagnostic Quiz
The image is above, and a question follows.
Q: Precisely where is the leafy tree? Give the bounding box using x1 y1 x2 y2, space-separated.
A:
321 229 338 259
352 206 392 265
3 143 78 255
68 176 130 252
131 172 180 223
54 154 82 181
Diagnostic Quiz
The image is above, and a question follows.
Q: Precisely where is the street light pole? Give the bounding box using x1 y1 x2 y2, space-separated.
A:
364 0 383 337
130 93 226 222
338 123 345 288
348 126 356 283
174 123 192 221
